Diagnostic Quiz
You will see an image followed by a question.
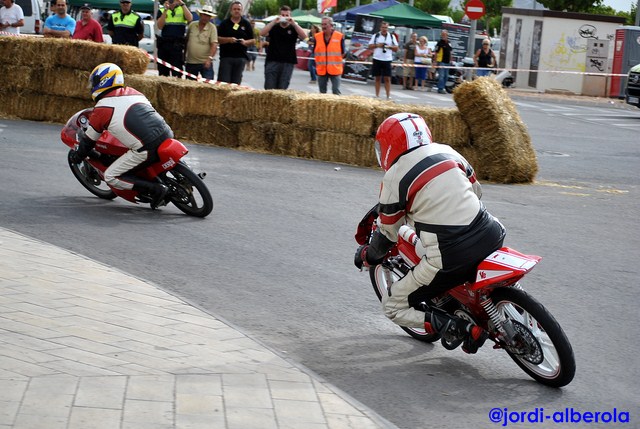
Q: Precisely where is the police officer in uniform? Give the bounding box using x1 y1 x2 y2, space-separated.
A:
107 0 143 47
157 0 192 77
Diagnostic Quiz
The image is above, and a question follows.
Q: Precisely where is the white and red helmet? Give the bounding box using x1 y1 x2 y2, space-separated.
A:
374 113 433 171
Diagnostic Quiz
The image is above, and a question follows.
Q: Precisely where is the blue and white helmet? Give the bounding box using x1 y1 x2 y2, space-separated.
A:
89 63 124 101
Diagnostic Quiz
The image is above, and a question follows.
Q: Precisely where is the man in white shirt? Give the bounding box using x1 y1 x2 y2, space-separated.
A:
368 21 398 100
0 0 25 35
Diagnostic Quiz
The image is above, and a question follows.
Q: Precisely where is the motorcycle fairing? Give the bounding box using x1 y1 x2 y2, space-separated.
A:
147 139 189 176
471 247 541 290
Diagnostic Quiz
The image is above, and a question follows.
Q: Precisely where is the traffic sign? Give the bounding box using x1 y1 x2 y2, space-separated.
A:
465 0 485 20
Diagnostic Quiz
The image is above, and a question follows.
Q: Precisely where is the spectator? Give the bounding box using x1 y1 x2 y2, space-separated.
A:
216 0 254 85
43 0 75 38
245 19 259 71
314 16 344 95
402 32 417 90
474 38 497 77
0 0 24 35
307 24 320 83
259 6 306 90
107 0 143 47
414 36 431 91
184 5 217 81
367 21 398 100
72 4 103 42
157 0 192 77
434 29 452 94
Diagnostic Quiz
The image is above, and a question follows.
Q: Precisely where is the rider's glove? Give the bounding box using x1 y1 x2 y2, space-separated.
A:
354 244 370 270
69 150 84 164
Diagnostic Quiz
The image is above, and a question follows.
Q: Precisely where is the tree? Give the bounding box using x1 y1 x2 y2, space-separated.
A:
537 0 602 12
249 0 281 17
481 0 511 35
414 0 451 15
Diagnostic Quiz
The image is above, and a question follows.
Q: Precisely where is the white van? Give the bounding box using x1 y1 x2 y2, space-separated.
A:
14 0 43 34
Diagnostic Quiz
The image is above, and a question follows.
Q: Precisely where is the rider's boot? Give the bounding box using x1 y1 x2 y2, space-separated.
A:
462 325 489 354
133 181 168 209
423 307 488 354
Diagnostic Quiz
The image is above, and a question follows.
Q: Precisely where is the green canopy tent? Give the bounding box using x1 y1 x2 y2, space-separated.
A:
294 14 323 27
291 9 322 18
69 0 156 13
370 3 442 28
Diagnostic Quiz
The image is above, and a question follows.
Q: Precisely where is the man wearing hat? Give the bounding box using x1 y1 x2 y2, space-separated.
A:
107 0 143 47
184 5 217 81
72 4 103 42
157 0 192 77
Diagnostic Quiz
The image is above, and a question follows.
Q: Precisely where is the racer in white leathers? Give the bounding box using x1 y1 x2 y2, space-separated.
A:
355 113 505 353
70 63 172 209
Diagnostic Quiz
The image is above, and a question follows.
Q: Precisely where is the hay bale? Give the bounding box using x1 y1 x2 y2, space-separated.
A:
371 103 470 149
453 77 537 183
127 74 161 106
164 113 238 148
157 78 242 117
0 90 89 123
313 131 377 167
42 67 91 99
0 37 148 74
238 121 277 152
292 95 378 136
273 124 314 158
222 90 307 123
0 64 35 90
0 64 90 99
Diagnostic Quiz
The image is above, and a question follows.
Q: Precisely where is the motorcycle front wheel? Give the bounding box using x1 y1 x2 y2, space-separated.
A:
491 287 576 387
370 264 440 343
163 162 213 218
68 150 117 200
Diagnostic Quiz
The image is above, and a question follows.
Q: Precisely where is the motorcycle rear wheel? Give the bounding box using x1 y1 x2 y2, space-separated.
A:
370 264 440 343
162 163 213 218
491 287 576 387
68 150 117 200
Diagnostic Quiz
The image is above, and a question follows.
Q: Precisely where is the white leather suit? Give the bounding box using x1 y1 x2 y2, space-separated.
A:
376 143 506 327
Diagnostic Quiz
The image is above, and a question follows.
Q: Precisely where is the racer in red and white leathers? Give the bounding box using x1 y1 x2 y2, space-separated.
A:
355 113 505 353
71 63 173 208
375 142 505 327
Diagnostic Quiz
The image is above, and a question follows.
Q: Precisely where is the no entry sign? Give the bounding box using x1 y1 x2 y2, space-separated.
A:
465 0 486 20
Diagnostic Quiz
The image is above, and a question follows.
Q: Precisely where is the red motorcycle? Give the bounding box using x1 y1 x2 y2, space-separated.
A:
356 205 575 387
61 108 213 217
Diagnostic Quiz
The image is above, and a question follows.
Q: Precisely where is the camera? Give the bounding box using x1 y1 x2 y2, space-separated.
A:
236 38 242 43
279 16 288 23
382 44 387 53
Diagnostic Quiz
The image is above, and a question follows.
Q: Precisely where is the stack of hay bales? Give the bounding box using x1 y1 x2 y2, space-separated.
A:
0 37 148 123
0 37 538 183
217 93 473 168
453 77 537 183
149 77 245 148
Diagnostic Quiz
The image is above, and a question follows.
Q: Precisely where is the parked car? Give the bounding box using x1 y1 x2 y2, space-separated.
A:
625 63 640 108
14 0 43 34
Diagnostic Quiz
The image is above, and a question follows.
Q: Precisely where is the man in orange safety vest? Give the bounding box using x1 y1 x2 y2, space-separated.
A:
314 16 345 95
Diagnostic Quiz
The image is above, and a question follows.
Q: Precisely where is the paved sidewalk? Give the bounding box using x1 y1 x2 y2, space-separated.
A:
0 228 394 429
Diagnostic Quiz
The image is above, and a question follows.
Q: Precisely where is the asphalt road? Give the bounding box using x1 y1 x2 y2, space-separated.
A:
0 88 639 428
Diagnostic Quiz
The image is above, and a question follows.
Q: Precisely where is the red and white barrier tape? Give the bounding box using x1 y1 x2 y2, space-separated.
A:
342 58 628 78
146 52 254 89
0 31 43 37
